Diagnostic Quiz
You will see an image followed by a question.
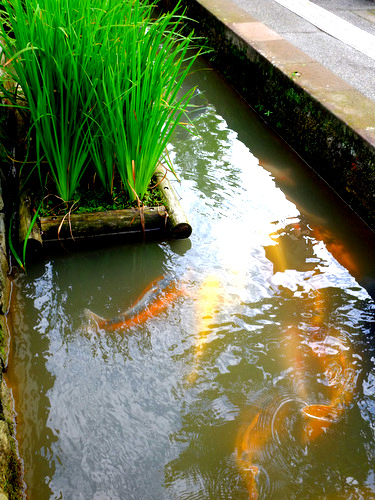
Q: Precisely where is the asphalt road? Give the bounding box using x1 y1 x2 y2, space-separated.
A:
228 0 375 100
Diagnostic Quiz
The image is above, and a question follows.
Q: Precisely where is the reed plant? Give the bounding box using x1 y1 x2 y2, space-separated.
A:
89 6 199 200
1 0 99 201
0 0 201 204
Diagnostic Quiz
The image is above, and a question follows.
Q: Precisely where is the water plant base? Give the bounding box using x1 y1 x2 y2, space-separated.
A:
20 167 192 259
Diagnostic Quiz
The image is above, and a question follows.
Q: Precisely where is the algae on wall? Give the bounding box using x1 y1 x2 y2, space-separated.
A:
0 302 24 500
0 363 24 500
0 108 24 498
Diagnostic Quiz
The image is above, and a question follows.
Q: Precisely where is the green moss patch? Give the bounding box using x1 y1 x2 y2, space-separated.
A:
0 318 24 500
37 181 165 218
0 380 24 500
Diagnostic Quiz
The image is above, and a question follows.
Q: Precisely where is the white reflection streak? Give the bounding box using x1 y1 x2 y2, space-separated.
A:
212 144 300 302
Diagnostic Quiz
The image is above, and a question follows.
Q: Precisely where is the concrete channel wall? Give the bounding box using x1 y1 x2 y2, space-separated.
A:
160 0 375 231
0 167 23 499
0 169 23 499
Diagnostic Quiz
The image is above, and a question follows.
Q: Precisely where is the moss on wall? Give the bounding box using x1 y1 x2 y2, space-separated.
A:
0 243 24 500
0 378 24 500
0 317 24 500
0 109 24 499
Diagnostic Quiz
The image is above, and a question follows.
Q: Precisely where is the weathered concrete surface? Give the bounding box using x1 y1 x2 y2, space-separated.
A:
0 169 24 499
159 0 375 230
0 375 24 500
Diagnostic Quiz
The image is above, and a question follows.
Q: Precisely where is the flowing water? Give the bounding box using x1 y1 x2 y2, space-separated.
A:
6 57 375 499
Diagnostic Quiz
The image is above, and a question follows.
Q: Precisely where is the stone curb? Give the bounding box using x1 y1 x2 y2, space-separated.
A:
161 0 375 230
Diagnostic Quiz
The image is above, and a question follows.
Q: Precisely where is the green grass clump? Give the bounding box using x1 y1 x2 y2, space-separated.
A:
0 0 201 203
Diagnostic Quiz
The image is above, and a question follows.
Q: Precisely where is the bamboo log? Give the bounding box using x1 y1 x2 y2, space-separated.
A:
40 169 192 243
40 206 168 242
152 165 192 239
18 190 43 260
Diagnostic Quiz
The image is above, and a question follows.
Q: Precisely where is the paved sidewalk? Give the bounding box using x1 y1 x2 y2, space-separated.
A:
229 0 375 101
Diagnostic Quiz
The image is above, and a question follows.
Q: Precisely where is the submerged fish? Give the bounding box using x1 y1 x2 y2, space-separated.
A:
278 288 357 443
311 225 360 278
187 275 222 383
235 410 263 500
85 275 185 332
302 331 357 443
235 400 290 500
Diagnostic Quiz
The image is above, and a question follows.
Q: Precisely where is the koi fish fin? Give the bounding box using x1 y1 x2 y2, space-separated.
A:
301 404 342 423
246 465 260 500
249 465 259 476
133 275 164 307
302 404 343 443
84 308 106 326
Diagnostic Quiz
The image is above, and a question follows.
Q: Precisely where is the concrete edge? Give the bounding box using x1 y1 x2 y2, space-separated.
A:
0 165 24 499
160 0 375 230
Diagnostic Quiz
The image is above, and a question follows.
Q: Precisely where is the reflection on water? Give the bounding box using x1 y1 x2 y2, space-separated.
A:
6 57 375 499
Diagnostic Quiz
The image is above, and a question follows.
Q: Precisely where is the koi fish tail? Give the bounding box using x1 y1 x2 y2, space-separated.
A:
84 308 106 327
246 465 260 500
302 404 342 421
235 455 259 500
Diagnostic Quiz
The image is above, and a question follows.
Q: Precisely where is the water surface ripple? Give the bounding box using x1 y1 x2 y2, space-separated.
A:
7 57 375 499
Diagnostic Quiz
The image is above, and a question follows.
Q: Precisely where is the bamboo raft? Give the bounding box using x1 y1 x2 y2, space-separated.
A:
19 166 192 258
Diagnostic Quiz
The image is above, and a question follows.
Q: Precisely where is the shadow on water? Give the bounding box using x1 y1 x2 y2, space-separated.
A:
6 277 57 499
7 242 176 498
5 55 375 499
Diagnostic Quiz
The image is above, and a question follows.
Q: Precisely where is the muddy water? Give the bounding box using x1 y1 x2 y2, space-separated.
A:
6 57 375 499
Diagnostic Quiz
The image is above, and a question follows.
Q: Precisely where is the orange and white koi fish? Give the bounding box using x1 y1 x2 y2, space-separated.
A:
302 332 357 443
297 287 357 442
85 275 185 332
311 225 360 278
187 275 222 383
235 400 289 500
235 410 263 500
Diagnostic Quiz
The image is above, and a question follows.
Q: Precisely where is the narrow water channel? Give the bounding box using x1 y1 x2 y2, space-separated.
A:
6 56 375 499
